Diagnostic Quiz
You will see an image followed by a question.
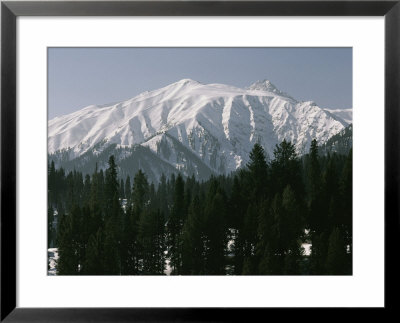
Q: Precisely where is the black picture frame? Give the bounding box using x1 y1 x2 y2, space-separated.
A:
1 0 399 321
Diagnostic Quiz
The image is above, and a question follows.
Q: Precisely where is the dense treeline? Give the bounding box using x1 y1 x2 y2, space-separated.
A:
48 139 352 275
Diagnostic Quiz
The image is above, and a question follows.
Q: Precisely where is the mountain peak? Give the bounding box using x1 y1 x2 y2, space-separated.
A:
247 79 280 92
49 78 348 180
175 78 201 86
247 79 297 102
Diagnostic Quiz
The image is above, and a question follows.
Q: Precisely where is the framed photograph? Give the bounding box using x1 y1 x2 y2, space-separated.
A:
1 0 399 320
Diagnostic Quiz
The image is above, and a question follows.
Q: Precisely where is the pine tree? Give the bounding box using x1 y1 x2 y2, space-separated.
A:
138 208 154 274
279 185 302 274
283 248 301 275
242 203 257 274
326 227 348 274
105 155 119 215
125 175 132 204
321 155 339 233
229 174 247 274
247 143 269 200
157 174 169 221
270 139 303 198
310 232 328 274
103 209 121 275
258 243 275 275
48 160 56 206
48 206 54 248
103 155 122 275
255 198 274 274
50 138 352 276
97 169 105 211
138 208 165 274
83 174 91 204
307 139 323 232
308 139 321 199
79 204 91 272
182 195 204 274
204 180 227 275
244 143 270 274
88 164 103 242
154 209 166 274
167 174 185 274
120 178 125 199
132 170 149 216
122 204 137 274
57 206 81 275
268 193 284 273
125 170 149 274
281 185 302 250
84 229 104 275
339 149 352 260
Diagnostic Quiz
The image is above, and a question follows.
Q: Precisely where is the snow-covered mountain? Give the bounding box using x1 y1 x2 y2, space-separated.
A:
323 108 352 125
48 79 351 181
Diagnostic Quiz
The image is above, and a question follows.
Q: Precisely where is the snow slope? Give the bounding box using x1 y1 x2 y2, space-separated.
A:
49 79 351 177
323 108 353 125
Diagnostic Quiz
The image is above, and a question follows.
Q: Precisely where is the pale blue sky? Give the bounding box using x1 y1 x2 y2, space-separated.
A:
48 48 352 119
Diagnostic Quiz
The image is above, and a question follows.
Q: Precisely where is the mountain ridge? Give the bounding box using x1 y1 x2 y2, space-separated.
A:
49 78 351 182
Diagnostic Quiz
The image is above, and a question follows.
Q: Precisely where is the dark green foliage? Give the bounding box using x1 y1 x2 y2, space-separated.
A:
167 174 185 274
84 229 104 275
203 180 227 275
257 243 275 275
125 175 131 204
309 232 328 274
182 195 205 274
138 209 166 274
122 169 150 274
121 204 138 275
326 227 349 275
102 156 123 274
306 139 323 232
49 140 216 185
105 156 119 210
238 144 270 274
103 208 121 275
283 248 301 275
48 206 55 248
48 160 67 208
339 149 352 259
308 139 321 199
320 124 352 155
281 185 302 251
120 178 125 199
56 206 81 275
246 143 269 200
229 174 247 274
132 170 149 216
51 140 352 276
270 140 303 198
157 174 169 220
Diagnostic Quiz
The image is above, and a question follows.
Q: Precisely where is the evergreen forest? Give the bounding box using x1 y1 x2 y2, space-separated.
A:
48 139 352 275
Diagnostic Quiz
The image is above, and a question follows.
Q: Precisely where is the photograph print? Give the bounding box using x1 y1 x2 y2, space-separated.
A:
47 48 352 276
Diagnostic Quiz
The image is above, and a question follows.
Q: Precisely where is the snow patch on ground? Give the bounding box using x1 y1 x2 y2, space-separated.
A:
48 248 59 275
301 243 312 256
